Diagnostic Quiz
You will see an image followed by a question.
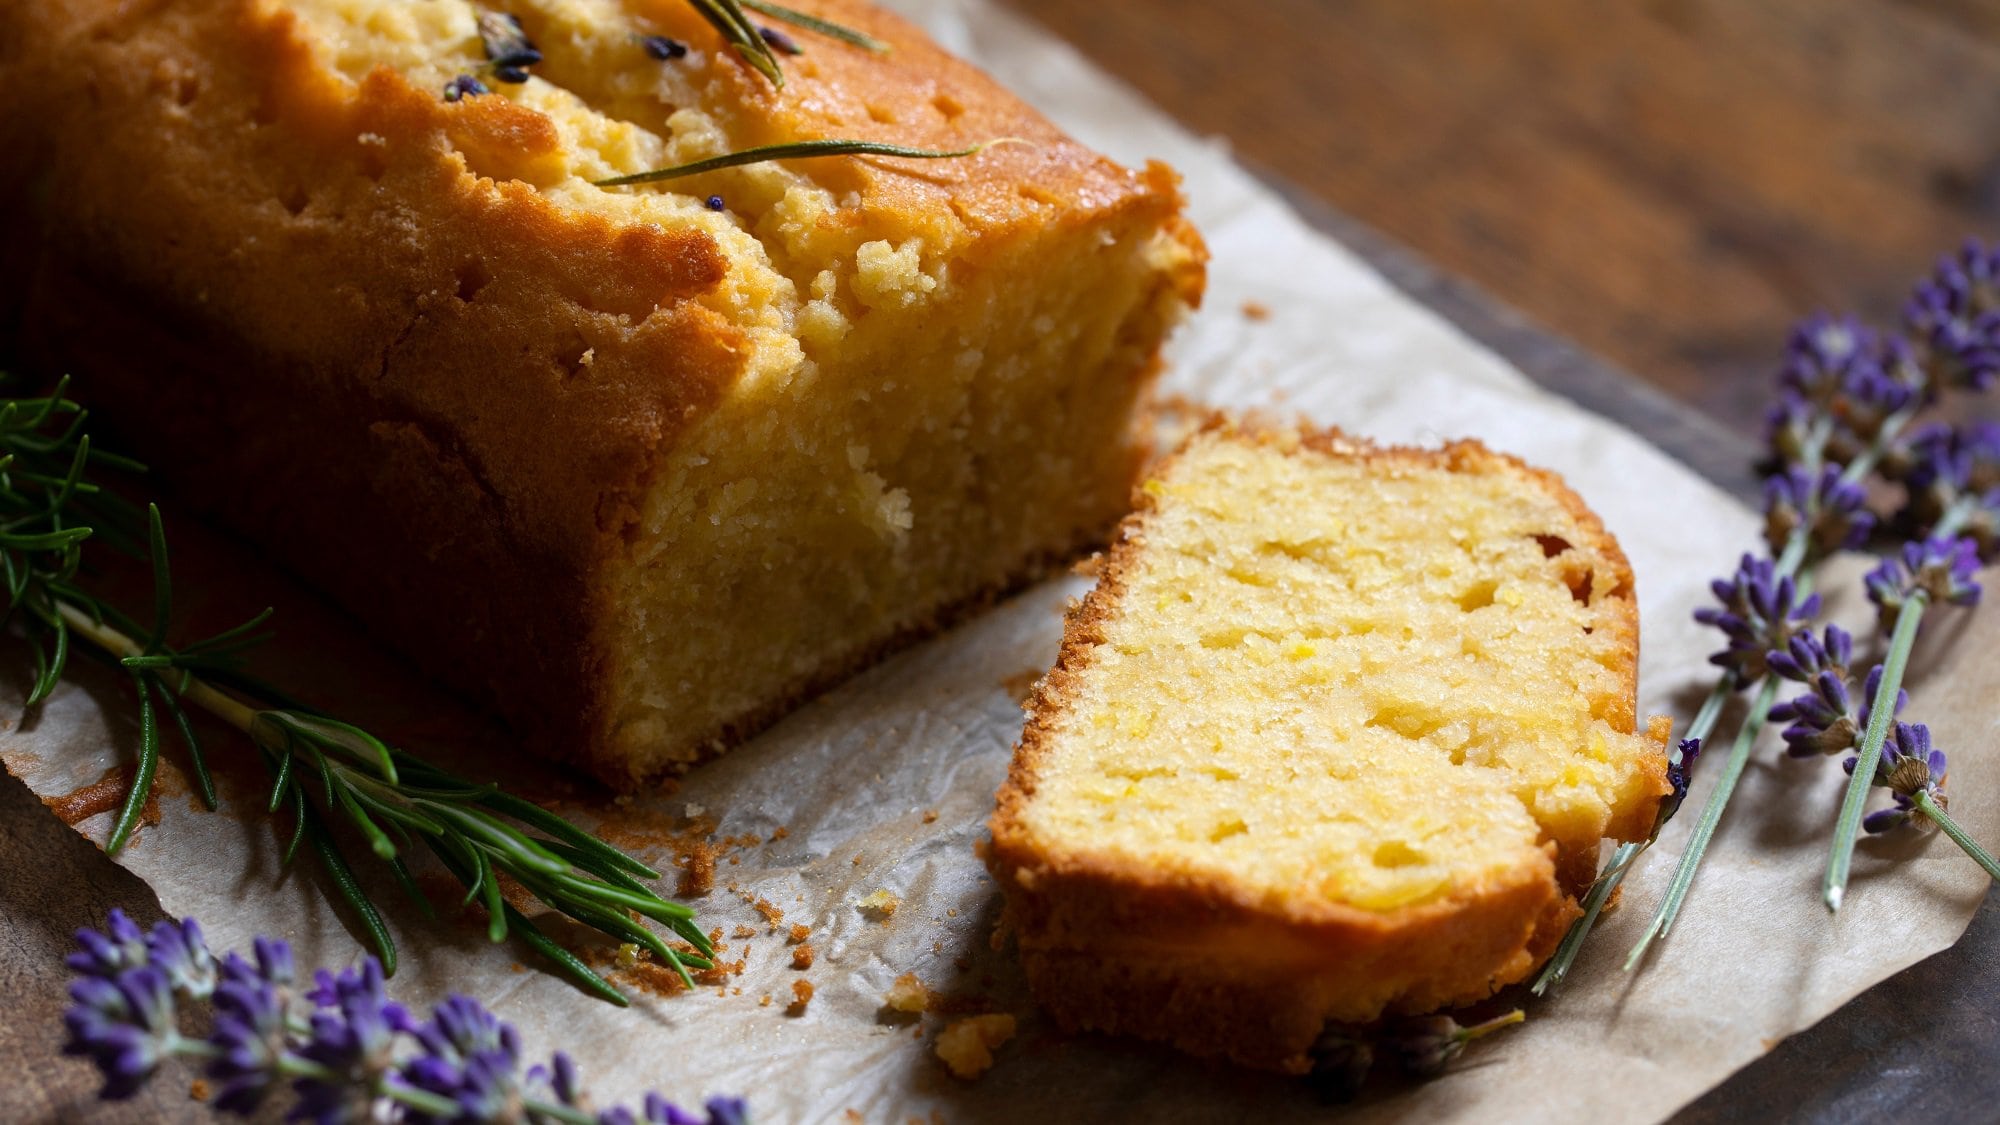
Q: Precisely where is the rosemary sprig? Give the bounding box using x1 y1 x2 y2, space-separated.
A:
594 137 1016 188
1 376 712 1003
688 0 786 87
743 0 890 53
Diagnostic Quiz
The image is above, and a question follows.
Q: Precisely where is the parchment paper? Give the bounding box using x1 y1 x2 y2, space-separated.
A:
5 1 1996 1121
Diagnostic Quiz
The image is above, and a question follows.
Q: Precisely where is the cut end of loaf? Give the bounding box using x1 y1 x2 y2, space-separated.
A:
988 419 1669 1071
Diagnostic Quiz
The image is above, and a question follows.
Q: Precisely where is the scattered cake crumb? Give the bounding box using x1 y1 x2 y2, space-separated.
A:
787 923 811 944
1241 299 1271 321
676 844 716 897
921 809 938 824
751 897 785 929
788 979 815 1015
791 943 816 970
859 889 900 918
733 925 758 939
509 963 524 973
852 854 865 866
190 1078 211 1102
883 973 929 1014
770 825 789 841
760 993 772 1007
946 908 957 918
935 1014 1016 1079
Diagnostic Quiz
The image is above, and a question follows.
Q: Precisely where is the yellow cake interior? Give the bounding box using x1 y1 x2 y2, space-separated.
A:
283 0 1198 780
1019 431 1663 913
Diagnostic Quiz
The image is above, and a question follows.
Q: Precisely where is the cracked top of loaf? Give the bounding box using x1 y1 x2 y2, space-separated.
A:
0 0 1203 561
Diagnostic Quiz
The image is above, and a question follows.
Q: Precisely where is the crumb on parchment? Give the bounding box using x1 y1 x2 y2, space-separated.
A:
788 979 815 1015
936 1014 1016 1079
859 889 900 918
882 972 928 1014
791 943 815 970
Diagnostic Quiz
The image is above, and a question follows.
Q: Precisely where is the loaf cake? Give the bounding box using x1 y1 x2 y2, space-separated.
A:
0 0 1204 786
987 420 1670 1073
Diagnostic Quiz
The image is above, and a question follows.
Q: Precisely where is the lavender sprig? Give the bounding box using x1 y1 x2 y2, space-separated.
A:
1308 1010 1524 1101
1539 238 2000 989
1824 530 1986 909
62 911 746 1124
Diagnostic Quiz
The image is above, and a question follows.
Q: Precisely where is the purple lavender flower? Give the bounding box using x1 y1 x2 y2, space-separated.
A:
1764 623 1853 684
1652 738 1703 836
1307 1027 1375 1104
1696 554 1821 686
477 12 543 75
1763 464 1875 561
1779 313 1878 403
1382 1010 1526 1077
1904 238 2000 392
640 34 688 61
1771 662 1906 758
702 1095 751 1125
66 909 148 980
758 26 802 55
1899 423 2000 554
63 966 178 1099
1854 722 1950 834
401 995 526 1122
295 959 412 1123
1865 535 1983 630
143 917 215 997
1768 314 1928 468
59 914 743 1123
1667 738 1701 808
443 75 490 102
209 943 295 1115
526 1050 583 1111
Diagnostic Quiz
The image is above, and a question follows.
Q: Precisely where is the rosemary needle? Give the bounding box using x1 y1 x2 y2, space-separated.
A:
594 137 1020 187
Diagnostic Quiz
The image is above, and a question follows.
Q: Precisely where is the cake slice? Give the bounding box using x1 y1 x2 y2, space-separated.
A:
0 0 1204 786
987 420 1670 1072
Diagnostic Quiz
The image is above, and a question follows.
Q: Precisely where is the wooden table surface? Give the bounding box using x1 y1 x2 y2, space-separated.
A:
1008 0 2000 440
7 2 2000 1122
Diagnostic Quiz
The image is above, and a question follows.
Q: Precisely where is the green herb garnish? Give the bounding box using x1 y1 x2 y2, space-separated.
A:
1 376 712 1004
595 137 1016 188
743 0 891 53
688 0 787 87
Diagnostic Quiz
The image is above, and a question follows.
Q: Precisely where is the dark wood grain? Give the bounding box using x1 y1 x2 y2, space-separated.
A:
1005 0 2000 440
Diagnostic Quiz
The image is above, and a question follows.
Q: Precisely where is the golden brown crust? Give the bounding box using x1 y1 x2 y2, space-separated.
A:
987 415 1666 1073
0 0 1202 783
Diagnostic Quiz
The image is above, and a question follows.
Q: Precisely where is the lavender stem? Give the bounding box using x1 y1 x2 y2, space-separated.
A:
1627 673 1784 969
1915 790 2000 881
1825 592 1929 911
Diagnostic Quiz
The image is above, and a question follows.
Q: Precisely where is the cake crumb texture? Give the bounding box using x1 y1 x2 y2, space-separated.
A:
987 419 1668 1072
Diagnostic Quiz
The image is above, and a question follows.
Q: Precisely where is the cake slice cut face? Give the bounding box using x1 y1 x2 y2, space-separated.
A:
987 423 1669 1072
